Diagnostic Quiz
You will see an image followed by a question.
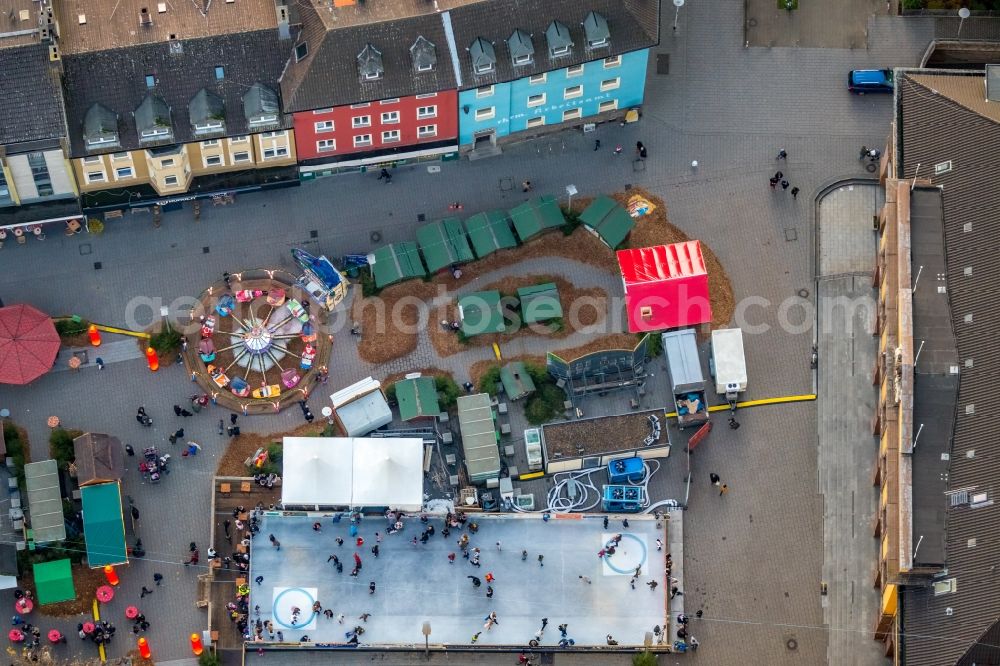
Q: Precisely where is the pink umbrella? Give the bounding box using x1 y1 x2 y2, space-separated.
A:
82 622 95 634
8 629 24 642
96 585 114 603
14 597 32 614
125 606 139 620
47 629 62 643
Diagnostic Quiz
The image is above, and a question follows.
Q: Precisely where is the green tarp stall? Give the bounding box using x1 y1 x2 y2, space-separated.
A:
371 242 426 288
579 195 635 249
500 361 536 401
456 393 500 483
80 482 127 568
464 210 518 258
32 559 75 605
416 217 475 273
517 282 562 324
458 290 506 337
395 376 440 421
509 195 565 242
24 459 66 543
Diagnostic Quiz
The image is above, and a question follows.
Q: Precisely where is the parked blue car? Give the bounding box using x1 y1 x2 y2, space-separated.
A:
849 69 894 94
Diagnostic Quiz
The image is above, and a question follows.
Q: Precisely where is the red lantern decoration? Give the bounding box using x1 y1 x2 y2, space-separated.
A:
145 347 159 372
137 637 151 659
87 325 101 347
103 565 119 586
190 633 204 656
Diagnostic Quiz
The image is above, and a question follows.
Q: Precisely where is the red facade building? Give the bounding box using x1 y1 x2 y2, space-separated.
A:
292 90 458 163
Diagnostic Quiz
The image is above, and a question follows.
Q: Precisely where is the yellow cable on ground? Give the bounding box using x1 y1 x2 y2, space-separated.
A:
93 324 150 338
664 394 816 418
92 599 106 663
518 471 545 481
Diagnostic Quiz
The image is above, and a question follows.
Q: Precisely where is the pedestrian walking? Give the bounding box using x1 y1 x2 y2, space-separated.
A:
336 537 344 547
769 176 778 190
173 405 182 416
777 148 787 160
254 576 264 585
521 549 528 561
869 148 881 161
484 572 495 583
579 575 592 584
647 580 658 591
521 181 532 193
368 581 376 595
775 171 783 181
623 518 629 528
710 473 721 486
96 357 105 370
496 540 502 551
781 180 790 191
312 522 322 532
375 532 382 544
720 484 729 496
677 613 689 624
371 544 379 557
696 610 703 619
448 552 456 564
538 554 544 567
670 586 683 599
603 516 609 529
359 613 371 622
613 145 623 156
594 139 601 151
269 535 280 550
337 614 345 624
353 553 362 569
689 636 700 650
468 576 482 587
540 618 548 631
471 631 481 643
327 554 340 564
558 623 568 637
153 573 163 586
140 587 153 598
486 586 494 598
656 538 663 551
859 145 869 160
791 186 800 199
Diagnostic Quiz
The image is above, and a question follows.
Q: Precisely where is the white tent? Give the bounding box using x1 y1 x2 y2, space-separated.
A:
281 437 424 511
330 377 393 436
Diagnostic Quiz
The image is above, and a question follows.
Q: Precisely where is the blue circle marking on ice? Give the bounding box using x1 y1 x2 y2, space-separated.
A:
272 587 316 629
604 533 648 574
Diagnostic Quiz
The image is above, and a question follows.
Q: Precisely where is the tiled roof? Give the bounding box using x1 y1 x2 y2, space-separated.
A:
1 0 46 47
0 43 67 145
896 70 1000 666
280 0 659 112
52 0 278 54
62 29 292 157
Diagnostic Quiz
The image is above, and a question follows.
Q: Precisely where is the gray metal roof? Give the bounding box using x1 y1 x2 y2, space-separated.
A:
507 29 534 64
469 37 496 74
409 36 437 72
457 393 500 482
544 20 573 56
357 43 384 80
24 459 65 544
582 11 610 48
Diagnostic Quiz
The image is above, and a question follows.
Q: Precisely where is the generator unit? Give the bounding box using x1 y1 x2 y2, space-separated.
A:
602 484 646 513
607 457 646 484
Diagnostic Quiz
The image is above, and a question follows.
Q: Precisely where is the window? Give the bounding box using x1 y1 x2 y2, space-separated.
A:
354 134 372 147
317 139 336 152
381 129 401 143
262 147 288 159
230 135 248 143
476 85 494 98
417 62 433 73
315 120 335 133
194 120 223 134
87 171 105 183
416 106 437 119
529 73 547 85
115 166 133 179
26 152 53 197
600 77 621 92
160 158 175 167
562 107 582 121
380 111 400 124
141 126 171 139
564 85 583 100
526 116 545 129
527 93 546 108
566 64 585 77
514 53 532 66
598 99 618 113
260 131 286 139
603 55 621 68
417 124 437 138
87 135 118 148
112 152 129 161
475 106 495 121
163 175 179 186
313 108 334 115
83 156 102 164
202 139 219 147
350 102 371 109
294 42 308 62
0 170 10 206
415 92 437 99
379 98 400 105
204 155 223 167
145 75 155 88
214 66 225 80
352 116 371 128
475 61 494 75
232 151 250 162
551 45 569 57
248 114 277 127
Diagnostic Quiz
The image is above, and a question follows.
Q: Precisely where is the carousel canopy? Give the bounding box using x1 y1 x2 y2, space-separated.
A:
281 437 424 511
0 304 60 385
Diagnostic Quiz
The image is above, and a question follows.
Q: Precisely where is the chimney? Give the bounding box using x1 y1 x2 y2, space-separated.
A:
276 4 289 40
139 7 152 25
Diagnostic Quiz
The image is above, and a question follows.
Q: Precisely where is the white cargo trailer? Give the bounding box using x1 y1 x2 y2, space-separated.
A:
710 328 747 403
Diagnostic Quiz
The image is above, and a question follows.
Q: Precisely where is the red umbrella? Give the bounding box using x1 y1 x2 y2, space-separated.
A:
82 622 95 634
96 585 114 603
14 597 33 614
125 606 139 619
8 629 24 642
0 304 60 385
47 629 62 643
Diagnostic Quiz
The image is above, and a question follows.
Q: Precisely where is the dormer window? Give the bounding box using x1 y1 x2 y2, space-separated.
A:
358 43 384 81
190 89 225 136
583 11 610 48
294 42 308 62
469 37 496 75
508 29 534 67
83 104 119 150
410 36 436 73
244 83 280 128
546 20 573 58
135 94 173 143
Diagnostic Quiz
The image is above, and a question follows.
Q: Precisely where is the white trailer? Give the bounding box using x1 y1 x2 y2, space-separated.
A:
710 328 747 401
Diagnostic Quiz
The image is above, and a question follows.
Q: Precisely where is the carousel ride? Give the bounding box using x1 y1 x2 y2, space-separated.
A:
187 254 346 413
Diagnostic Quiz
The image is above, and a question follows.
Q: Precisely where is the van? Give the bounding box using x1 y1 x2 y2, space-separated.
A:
848 69 894 94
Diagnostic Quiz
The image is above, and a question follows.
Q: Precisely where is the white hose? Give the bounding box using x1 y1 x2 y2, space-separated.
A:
510 459 662 514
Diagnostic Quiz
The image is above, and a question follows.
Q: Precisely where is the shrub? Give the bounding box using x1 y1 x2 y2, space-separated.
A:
435 375 460 409
54 318 90 338
524 383 566 425
383 383 397 406
477 365 502 395
149 322 182 355
560 206 581 236
633 652 659 666
644 331 662 358
3 423 28 489
50 427 82 470
360 268 380 298
199 651 222 666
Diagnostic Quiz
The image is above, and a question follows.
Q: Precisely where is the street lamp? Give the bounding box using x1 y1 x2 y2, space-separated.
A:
957 7 970 37
565 184 577 210
672 0 685 32
421 621 431 658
